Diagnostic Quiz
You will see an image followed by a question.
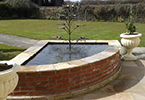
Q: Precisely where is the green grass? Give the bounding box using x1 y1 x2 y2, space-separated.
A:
0 44 25 60
0 20 125 40
0 19 144 60
0 19 144 46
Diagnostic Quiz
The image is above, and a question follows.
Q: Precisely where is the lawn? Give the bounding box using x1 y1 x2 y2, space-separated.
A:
1 20 124 40
0 44 25 60
0 19 144 60
0 19 144 46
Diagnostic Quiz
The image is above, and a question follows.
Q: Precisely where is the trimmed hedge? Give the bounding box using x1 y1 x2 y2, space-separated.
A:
0 2 9 18
1 1 145 22
38 3 145 23
0 0 40 19
93 4 131 21
93 3 145 22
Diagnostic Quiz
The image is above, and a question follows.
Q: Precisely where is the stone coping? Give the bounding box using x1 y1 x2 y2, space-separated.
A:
10 40 121 72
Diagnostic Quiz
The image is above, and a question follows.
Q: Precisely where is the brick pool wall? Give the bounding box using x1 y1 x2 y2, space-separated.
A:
11 52 120 96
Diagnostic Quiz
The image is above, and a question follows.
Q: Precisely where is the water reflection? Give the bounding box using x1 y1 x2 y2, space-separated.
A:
26 44 108 65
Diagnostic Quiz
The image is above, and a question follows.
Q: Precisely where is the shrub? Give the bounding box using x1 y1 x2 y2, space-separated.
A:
39 7 61 19
102 19 105 22
125 5 136 34
115 4 130 19
95 19 99 22
47 17 57 20
112 19 116 22
0 2 9 18
118 17 124 22
6 0 40 18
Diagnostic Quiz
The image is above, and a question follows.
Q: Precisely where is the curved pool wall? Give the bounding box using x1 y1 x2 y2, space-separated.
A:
9 40 121 100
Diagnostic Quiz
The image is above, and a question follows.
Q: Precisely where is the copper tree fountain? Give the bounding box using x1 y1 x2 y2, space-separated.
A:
58 4 85 53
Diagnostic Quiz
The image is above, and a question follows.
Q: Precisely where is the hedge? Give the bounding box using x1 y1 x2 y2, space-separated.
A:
0 1 145 22
0 0 40 19
0 2 9 18
38 3 145 23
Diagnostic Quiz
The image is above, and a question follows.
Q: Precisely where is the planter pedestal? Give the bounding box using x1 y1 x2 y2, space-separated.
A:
120 33 142 60
122 47 136 60
0 61 20 100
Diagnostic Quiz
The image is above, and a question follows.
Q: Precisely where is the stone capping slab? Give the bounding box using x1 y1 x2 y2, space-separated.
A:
10 40 49 65
10 40 121 72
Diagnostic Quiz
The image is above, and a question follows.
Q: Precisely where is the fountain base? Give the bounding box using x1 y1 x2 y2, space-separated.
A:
8 40 121 100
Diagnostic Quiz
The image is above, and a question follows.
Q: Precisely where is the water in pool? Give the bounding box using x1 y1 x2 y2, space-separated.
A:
26 43 108 65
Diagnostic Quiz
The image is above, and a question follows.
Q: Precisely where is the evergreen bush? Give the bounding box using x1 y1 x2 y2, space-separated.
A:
6 0 40 18
0 2 9 18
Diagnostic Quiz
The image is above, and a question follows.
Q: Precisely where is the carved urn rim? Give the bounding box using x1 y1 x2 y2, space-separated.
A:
120 32 142 38
0 61 20 78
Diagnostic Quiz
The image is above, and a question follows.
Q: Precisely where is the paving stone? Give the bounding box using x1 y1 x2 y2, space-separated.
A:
121 66 145 75
99 85 116 93
117 74 138 80
139 60 145 66
97 93 134 100
64 96 83 100
125 84 145 93
134 60 145 66
85 89 115 100
131 92 145 100
135 74 145 82
122 61 138 67
138 77 145 85
82 93 99 100
111 80 139 92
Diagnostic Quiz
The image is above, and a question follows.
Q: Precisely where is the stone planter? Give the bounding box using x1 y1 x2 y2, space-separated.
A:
119 46 127 56
0 61 20 100
120 33 142 60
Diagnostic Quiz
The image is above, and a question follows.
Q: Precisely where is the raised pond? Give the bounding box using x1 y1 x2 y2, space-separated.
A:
9 40 121 100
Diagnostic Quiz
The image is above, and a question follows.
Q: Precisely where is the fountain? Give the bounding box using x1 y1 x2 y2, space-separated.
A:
8 39 121 100
8 4 122 100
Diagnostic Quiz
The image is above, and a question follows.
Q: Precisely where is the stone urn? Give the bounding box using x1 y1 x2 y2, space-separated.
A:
0 61 20 100
120 33 142 60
